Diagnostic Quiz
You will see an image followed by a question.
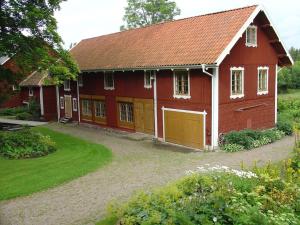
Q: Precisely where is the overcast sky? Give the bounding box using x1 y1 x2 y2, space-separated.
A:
55 0 300 49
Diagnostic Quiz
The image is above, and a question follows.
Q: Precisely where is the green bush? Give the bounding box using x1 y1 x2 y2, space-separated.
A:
0 127 56 159
222 143 244 152
277 120 293 135
103 154 300 225
222 128 286 152
0 106 29 116
15 112 32 120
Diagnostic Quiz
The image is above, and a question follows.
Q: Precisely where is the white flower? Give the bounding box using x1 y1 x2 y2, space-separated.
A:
213 217 218 223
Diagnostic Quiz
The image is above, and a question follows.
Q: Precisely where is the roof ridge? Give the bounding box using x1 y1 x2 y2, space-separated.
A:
79 4 258 43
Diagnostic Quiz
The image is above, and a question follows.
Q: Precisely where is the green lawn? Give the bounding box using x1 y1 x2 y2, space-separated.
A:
278 89 300 100
0 126 112 201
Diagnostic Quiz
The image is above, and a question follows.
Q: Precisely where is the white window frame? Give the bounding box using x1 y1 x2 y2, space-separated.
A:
72 98 78 111
119 102 134 123
64 80 71 91
257 66 269 95
104 72 115 90
78 75 83 87
173 70 191 99
230 67 245 99
246 25 257 47
82 99 92 116
144 71 152 89
94 101 106 118
29 87 33 96
12 85 19 91
60 96 64 109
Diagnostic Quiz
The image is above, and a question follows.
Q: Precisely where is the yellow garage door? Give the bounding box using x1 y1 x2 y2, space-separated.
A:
164 108 205 149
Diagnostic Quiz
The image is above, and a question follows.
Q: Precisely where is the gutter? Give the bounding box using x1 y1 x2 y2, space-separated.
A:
151 72 158 138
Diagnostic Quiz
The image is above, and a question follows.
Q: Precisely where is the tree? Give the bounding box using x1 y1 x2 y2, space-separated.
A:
289 47 300 62
0 0 79 84
121 0 181 30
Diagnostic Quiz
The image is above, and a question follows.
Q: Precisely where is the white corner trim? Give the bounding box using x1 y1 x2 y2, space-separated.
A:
211 67 219 149
153 72 158 138
245 25 258 47
39 86 44 116
56 86 60 122
173 70 191 99
275 65 278 123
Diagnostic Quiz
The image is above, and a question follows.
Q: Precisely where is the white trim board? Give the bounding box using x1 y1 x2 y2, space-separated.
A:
216 5 293 66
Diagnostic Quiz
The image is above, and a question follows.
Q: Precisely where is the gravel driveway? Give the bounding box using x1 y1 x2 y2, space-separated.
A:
0 123 295 225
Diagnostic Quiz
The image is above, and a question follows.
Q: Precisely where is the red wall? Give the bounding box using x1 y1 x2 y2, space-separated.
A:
219 19 278 134
43 86 57 121
74 69 212 145
156 69 212 144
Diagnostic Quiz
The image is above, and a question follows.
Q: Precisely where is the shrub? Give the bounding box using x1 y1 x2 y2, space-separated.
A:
222 128 286 151
104 157 300 225
15 112 32 120
223 143 244 152
0 127 56 159
0 106 29 116
277 120 293 135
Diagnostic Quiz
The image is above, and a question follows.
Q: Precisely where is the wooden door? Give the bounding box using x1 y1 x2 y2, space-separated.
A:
64 95 72 118
164 110 205 149
134 98 154 134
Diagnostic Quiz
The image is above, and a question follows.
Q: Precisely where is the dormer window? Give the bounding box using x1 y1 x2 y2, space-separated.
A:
104 72 114 90
246 25 257 47
64 80 71 91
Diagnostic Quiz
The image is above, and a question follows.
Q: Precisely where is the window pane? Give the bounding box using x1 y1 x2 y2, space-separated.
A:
95 101 105 118
175 71 189 95
231 70 243 95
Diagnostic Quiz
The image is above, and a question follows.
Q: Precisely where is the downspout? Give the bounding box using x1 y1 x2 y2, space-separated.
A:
202 65 219 150
151 71 158 138
39 86 44 116
76 80 81 124
56 85 60 122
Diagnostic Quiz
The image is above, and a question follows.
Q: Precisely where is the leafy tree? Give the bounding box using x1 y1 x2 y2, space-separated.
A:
289 47 300 62
121 0 181 30
0 0 79 84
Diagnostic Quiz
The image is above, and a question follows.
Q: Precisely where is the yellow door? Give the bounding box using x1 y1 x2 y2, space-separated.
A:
164 109 205 149
134 98 154 134
64 95 72 118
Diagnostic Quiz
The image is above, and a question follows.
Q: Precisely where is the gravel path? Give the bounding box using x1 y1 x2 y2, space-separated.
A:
0 123 295 225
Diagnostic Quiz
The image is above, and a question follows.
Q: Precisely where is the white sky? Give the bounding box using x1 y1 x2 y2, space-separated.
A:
55 0 300 49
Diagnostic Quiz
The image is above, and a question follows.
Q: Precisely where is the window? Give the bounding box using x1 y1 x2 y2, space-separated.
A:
12 85 20 91
174 70 190 99
94 101 106 118
104 72 114 90
230 67 244 99
144 71 153 88
64 80 71 91
82 99 92 116
119 102 133 123
257 66 269 95
246 25 257 47
72 98 78 111
29 88 33 96
78 75 83 87
60 96 64 109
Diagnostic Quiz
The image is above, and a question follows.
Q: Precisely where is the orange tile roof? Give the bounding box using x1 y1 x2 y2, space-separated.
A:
70 5 258 71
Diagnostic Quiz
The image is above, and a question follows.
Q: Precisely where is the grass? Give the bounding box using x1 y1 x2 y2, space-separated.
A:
0 126 113 201
278 89 300 100
96 216 119 225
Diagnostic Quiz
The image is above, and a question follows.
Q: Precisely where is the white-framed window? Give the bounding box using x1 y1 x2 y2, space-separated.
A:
173 70 191 99
78 75 83 87
12 85 20 91
94 101 106 118
29 88 33 96
144 71 153 88
60 96 64 109
82 99 92 116
257 66 269 95
104 72 114 90
246 25 257 47
72 98 78 111
64 80 71 91
119 102 134 123
230 67 244 99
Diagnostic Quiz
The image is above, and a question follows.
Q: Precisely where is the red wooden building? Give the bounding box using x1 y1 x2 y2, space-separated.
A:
5 5 294 150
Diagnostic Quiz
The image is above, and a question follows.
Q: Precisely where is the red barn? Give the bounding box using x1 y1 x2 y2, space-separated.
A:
48 5 293 149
